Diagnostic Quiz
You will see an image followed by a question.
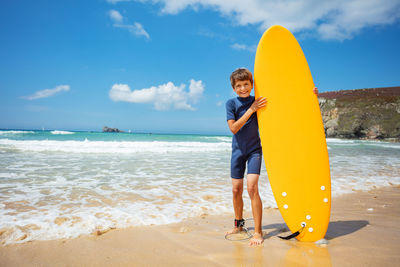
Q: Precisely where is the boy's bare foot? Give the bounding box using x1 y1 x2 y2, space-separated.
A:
249 232 264 247
225 226 243 235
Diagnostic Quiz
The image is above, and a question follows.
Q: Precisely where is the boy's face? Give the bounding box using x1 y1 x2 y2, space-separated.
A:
233 80 253 98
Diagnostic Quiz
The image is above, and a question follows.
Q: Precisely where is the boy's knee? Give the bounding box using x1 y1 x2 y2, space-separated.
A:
232 187 243 196
247 185 259 198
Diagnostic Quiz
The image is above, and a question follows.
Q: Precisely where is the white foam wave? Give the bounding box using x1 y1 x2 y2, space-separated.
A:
50 130 74 135
1 135 399 245
0 130 35 135
0 139 231 153
369 143 400 149
326 138 356 144
327 138 400 149
200 136 232 142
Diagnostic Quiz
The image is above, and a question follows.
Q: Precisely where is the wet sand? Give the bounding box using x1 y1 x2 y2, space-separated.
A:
1 186 399 267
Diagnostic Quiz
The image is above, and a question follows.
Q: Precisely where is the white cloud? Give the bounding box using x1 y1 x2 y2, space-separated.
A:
22 85 70 100
109 9 124 23
113 22 150 39
107 0 132 4
107 7 150 39
231 43 246 50
137 0 400 40
231 43 256 52
187 79 204 102
109 79 204 111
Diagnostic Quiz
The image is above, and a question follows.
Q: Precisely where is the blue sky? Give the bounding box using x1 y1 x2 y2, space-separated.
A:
1 0 400 135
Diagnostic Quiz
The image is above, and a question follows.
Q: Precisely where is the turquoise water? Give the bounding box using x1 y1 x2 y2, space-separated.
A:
0 129 227 142
0 129 399 244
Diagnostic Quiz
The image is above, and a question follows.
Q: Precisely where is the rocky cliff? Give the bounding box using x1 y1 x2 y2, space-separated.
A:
318 87 400 142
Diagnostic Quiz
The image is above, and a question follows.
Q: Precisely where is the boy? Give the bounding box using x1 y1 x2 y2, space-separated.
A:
225 68 319 247
225 68 266 246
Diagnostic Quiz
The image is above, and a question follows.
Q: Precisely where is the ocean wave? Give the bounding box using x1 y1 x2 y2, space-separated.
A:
326 138 356 144
50 130 75 135
200 136 232 142
0 130 35 135
0 139 231 153
327 138 400 149
1 134 399 245
367 143 400 149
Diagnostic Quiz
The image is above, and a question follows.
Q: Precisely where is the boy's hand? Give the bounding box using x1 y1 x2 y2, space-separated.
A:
228 96 267 135
250 97 267 112
313 87 319 96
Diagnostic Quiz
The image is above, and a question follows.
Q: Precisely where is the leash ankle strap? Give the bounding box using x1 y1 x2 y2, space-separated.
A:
234 219 245 228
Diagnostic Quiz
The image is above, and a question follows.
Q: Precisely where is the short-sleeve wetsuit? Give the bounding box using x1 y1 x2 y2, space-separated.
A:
226 95 262 179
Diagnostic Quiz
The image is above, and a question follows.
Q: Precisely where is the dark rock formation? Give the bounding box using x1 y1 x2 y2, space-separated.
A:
102 126 124 133
318 86 400 142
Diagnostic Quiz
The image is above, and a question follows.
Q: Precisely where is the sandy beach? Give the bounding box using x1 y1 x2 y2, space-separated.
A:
1 185 399 267
2 0 400 266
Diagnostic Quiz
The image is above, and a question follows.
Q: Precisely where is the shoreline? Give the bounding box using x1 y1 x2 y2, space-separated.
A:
1 185 399 266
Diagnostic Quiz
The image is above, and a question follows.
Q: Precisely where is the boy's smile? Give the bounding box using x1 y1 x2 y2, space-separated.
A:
233 80 252 98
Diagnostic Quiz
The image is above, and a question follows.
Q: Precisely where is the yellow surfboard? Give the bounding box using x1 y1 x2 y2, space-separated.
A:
254 25 331 242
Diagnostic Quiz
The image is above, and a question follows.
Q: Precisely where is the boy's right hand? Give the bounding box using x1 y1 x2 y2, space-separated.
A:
250 97 267 112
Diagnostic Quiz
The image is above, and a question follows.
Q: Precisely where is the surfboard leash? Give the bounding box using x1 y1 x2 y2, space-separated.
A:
278 225 305 240
224 218 254 241
225 218 306 241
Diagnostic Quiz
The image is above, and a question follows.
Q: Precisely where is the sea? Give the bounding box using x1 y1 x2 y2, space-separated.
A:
0 129 399 244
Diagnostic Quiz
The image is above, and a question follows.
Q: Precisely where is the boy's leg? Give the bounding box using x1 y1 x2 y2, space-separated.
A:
232 178 244 220
247 173 263 246
226 178 244 234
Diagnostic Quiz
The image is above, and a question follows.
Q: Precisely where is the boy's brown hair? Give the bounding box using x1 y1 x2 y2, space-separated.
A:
230 68 253 88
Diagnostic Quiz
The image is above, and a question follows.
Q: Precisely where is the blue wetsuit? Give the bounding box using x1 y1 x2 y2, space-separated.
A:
226 96 262 179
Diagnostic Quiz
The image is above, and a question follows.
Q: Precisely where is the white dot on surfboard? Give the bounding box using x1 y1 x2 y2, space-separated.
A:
283 204 288 209
324 198 329 203
321 186 325 191
308 227 314 232
306 215 311 220
282 192 287 197
301 222 306 227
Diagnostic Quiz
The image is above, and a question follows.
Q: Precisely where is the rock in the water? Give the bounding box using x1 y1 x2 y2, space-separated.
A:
102 126 124 133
